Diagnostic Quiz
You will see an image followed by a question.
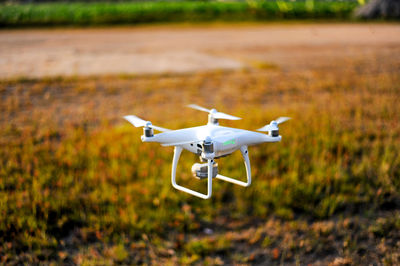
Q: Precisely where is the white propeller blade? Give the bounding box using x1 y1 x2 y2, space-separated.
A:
124 115 169 132
257 117 291 132
257 124 276 132
275 117 291 124
187 104 211 113
124 115 147 127
213 112 241 120
186 104 241 120
148 125 170 132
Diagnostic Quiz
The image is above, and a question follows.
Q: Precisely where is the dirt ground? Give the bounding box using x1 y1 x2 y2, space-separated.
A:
1 23 400 79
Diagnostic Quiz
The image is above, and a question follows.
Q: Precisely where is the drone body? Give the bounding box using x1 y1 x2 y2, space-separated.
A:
124 104 289 199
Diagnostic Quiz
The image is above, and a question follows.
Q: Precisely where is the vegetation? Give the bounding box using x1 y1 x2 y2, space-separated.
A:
0 1 361 27
1 43 399 264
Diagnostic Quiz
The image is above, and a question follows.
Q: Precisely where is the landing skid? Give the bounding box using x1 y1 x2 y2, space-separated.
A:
171 145 251 199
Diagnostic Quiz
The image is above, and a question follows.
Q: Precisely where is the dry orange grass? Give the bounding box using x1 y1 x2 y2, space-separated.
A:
0 45 399 264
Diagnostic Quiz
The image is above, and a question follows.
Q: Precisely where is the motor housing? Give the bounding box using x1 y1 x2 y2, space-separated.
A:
143 126 154 137
203 139 214 153
191 162 218 179
271 129 279 137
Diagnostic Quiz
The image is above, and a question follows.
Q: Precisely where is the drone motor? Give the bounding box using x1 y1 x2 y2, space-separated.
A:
143 122 154 137
202 139 214 153
271 130 279 137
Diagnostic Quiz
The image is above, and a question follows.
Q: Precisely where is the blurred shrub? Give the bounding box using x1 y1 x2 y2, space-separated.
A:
0 1 360 27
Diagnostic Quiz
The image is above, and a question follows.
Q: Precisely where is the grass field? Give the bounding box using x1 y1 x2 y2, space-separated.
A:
1 37 399 264
0 0 360 27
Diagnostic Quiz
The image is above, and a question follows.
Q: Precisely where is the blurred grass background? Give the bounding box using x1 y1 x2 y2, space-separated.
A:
1 0 400 264
1 49 399 263
0 0 361 27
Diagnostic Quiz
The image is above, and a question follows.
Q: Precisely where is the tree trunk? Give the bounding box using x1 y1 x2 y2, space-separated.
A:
355 0 400 19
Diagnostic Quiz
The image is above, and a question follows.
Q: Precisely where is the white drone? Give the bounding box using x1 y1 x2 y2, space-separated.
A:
124 104 290 199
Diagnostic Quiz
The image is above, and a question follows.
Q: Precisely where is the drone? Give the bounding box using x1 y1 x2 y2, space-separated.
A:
124 104 290 199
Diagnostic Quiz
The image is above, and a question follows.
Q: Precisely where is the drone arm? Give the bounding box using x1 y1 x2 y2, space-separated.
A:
215 145 251 187
171 146 213 199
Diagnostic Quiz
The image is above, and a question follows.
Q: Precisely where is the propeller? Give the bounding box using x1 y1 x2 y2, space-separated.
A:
257 117 291 132
187 104 241 120
124 115 169 132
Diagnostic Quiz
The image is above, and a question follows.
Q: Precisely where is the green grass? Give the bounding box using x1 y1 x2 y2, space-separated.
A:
0 1 360 27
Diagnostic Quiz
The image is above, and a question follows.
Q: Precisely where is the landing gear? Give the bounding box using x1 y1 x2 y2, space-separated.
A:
171 145 251 199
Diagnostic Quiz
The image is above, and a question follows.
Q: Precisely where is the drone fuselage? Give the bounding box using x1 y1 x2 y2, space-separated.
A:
141 124 281 159
124 106 289 199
